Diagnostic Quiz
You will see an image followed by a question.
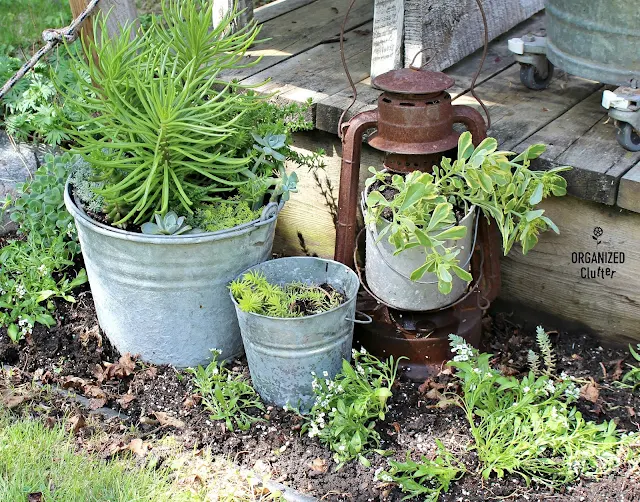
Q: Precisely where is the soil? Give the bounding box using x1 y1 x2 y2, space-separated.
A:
1 288 640 501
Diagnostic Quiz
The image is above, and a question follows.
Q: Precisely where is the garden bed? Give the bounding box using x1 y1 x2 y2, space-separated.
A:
1 286 638 501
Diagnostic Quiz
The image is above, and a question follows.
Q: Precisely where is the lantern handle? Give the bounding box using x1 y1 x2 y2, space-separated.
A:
452 105 488 144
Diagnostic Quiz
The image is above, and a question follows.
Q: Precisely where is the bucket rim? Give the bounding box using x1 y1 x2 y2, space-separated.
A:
229 256 360 321
64 180 283 245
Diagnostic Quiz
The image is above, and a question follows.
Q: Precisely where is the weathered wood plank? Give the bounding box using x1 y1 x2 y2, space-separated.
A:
500 195 640 343
275 130 384 258
514 85 640 205
222 0 374 82
242 22 374 106
370 0 404 79
69 0 139 41
617 163 640 212
403 0 544 73
254 0 317 24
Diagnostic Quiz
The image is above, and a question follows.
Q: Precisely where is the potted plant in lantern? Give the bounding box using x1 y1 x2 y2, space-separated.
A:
364 132 570 310
56 0 321 367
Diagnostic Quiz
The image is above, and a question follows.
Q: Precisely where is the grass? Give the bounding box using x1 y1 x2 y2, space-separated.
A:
0 411 281 501
0 0 71 54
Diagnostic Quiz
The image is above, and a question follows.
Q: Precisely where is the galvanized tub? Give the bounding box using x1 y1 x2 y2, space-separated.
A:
231 257 362 411
64 182 282 368
364 200 476 311
546 0 640 86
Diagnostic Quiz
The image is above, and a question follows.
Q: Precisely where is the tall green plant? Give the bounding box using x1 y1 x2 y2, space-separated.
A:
56 0 276 225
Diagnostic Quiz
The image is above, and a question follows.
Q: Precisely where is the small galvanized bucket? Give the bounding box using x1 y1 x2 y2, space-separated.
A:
231 257 367 411
64 182 282 368
363 191 477 311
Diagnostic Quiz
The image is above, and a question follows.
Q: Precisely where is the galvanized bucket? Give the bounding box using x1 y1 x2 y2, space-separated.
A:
231 257 365 411
364 196 476 311
64 182 282 368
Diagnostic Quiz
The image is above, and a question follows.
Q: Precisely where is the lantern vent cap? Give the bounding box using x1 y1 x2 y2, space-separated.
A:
372 68 455 95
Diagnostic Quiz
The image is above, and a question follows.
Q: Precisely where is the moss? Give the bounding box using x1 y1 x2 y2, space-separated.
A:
190 199 262 233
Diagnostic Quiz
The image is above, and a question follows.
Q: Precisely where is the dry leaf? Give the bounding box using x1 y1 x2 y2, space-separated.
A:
418 378 445 394
62 376 88 390
104 353 136 380
2 393 26 409
68 414 86 434
89 397 107 410
117 393 136 409
139 416 159 426
437 366 453 376
154 411 185 428
127 438 148 457
182 395 200 409
627 406 636 417
611 359 625 382
93 364 106 384
580 381 600 403
309 457 328 473
425 388 443 401
79 324 102 347
144 367 158 379
499 365 520 376
84 385 106 399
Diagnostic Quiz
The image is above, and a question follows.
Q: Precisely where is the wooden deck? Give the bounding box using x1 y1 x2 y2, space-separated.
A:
240 0 640 342
241 0 640 209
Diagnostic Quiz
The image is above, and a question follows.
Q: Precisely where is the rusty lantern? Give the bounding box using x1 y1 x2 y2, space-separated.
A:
334 67 502 380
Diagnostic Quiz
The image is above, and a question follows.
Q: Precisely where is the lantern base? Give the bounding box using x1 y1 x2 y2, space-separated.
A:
352 216 501 381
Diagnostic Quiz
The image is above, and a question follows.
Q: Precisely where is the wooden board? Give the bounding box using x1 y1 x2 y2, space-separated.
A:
500 195 640 342
370 0 404 79
213 0 253 29
222 0 374 82
403 0 544 73
618 164 640 212
254 0 317 23
242 22 374 106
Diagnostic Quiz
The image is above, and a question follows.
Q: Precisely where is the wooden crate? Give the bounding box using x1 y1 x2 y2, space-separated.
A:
371 0 544 78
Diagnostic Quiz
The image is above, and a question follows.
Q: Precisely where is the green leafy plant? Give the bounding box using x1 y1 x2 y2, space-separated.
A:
1 153 87 342
365 132 570 293
188 349 264 431
303 349 402 466
528 325 556 377
141 211 193 235
446 331 637 489
1 49 88 145
230 270 344 318
377 441 466 501
619 344 640 389
56 0 319 229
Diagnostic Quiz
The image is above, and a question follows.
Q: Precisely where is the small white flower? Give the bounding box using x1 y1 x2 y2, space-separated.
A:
338 444 346 451
38 264 48 276
336 385 344 394
360 347 367 355
473 368 482 374
311 371 316 376
545 381 556 393
522 386 530 394
453 354 468 362
15 284 26 299
323 371 329 377
357 365 365 375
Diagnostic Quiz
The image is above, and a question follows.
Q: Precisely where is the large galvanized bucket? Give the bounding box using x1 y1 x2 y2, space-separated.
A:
231 257 364 411
64 182 282 368
546 0 640 86
364 201 476 311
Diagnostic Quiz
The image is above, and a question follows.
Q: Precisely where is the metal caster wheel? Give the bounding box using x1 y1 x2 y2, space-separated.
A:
616 122 640 152
520 61 554 90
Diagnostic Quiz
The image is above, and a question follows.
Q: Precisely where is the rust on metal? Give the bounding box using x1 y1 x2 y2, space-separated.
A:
372 68 454 95
334 66 497 378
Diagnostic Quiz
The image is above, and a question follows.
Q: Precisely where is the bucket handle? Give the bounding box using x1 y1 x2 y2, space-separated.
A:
345 311 373 324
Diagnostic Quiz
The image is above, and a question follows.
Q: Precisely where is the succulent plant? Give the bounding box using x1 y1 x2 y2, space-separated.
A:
141 212 192 235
